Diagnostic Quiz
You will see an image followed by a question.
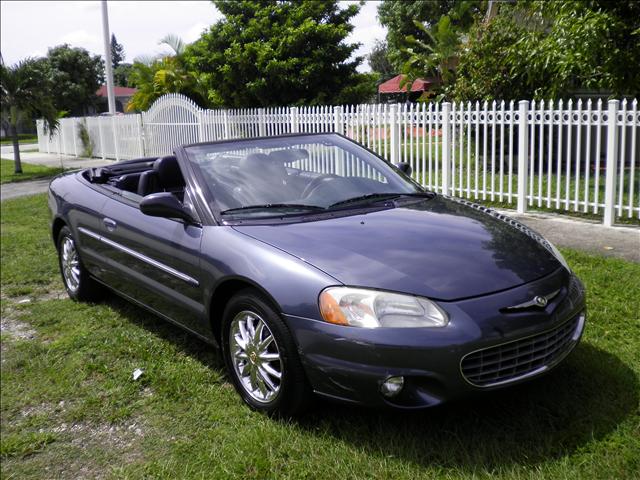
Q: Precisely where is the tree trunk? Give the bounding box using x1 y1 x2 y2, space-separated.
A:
10 107 22 174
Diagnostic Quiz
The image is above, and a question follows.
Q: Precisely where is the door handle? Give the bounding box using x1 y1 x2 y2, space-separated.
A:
103 218 117 232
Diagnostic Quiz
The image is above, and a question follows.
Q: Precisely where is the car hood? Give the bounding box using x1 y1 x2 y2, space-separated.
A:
232 196 562 301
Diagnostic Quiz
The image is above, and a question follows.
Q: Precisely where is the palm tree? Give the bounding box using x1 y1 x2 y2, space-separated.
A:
0 57 58 173
127 35 207 112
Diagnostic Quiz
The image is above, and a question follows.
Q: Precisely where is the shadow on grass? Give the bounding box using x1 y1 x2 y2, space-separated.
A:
105 294 223 372
297 343 638 470
104 294 637 470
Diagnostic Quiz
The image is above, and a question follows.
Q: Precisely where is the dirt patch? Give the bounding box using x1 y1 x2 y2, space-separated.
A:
0 287 68 341
37 289 68 302
49 420 145 449
20 400 67 418
4 418 148 480
1 315 37 340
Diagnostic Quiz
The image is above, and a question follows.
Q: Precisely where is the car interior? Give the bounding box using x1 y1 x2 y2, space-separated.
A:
84 148 390 210
85 155 187 202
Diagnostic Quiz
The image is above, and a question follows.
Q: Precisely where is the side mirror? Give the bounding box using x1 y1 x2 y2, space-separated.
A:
395 162 412 176
140 192 193 222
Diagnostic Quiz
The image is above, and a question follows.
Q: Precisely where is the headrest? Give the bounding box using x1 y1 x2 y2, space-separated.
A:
268 149 309 164
153 155 182 186
240 152 271 170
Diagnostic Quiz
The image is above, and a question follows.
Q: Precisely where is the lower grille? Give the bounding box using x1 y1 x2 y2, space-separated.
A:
460 313 584 387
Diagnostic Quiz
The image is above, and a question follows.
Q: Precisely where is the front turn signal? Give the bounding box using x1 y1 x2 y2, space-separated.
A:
319 290 349 325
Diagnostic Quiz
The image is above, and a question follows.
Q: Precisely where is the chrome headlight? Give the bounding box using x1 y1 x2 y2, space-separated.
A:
319 287 448 328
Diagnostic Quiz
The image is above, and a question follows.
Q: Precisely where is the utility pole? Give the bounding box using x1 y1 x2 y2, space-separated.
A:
484 1 499 23
101 0 116 114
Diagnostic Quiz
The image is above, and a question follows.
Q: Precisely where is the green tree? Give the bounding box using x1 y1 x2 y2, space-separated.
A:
368 40 395 81
127 35 207 111
114 62 133 86
0 57 58 174
111 34 125 69
45 44 104 115
378 0 482 69
453 1 640 100
402 15 462 96
184 0 374 107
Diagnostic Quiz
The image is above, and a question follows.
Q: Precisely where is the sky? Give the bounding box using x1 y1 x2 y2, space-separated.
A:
0 0 387 72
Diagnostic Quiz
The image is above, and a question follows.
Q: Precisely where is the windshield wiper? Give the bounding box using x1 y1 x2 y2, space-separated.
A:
329 192 432 209
221 203 326 215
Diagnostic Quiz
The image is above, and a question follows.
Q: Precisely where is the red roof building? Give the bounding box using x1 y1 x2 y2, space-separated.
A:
96 85 137 97
378 75 434 94
95 85 137 113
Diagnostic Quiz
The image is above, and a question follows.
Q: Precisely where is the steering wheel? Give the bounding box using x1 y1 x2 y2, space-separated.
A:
301 175 337 198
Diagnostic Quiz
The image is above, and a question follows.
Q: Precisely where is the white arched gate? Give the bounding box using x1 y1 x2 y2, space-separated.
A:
141 93 203 157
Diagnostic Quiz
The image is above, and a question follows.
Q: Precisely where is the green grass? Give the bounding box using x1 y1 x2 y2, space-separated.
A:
1 158 64 184
1 194 639 479
0 134 38 145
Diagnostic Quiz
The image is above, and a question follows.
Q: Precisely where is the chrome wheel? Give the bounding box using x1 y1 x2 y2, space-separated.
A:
61 236 80 293
229 310 283 403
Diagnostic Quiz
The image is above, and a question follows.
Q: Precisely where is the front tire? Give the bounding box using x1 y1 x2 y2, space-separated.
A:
57 226 103 302
222 288 312 417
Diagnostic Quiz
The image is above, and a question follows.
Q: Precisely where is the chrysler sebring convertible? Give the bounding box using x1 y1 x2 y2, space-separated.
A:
48 133 586 416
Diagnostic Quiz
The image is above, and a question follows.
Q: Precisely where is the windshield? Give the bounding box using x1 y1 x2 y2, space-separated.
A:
184 134 425 219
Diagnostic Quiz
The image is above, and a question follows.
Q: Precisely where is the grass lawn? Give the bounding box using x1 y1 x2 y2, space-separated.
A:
0 135 38 146
1 158 64 184
1 194 639 479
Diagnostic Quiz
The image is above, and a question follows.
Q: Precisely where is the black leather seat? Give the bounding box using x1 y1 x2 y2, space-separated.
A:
137 155 185 197
110 173 141 192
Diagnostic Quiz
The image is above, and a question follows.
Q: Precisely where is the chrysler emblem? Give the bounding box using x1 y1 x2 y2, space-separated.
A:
503 289 560 311
534 296 547 307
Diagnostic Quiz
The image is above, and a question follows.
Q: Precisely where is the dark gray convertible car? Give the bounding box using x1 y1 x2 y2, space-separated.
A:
49 133 586 416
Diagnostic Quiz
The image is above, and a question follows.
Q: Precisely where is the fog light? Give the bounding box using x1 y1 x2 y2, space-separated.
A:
380 376 404 397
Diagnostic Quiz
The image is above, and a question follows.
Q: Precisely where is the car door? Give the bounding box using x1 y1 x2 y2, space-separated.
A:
91 189 208 338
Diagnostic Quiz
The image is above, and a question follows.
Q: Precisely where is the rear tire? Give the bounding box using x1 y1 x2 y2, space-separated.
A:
222 288 313 417
57 226 104 302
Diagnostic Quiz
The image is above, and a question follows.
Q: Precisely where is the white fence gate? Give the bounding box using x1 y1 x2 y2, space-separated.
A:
37 94 639 226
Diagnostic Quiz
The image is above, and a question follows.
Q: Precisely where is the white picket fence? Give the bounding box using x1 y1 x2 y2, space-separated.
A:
37 93 639 226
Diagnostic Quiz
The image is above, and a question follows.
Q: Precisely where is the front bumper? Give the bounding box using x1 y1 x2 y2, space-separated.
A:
285 269 586 409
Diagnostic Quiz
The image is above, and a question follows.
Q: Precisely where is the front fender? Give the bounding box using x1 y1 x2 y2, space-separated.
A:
199 226 341 321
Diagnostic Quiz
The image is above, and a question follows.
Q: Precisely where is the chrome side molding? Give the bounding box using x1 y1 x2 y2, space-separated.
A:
78 226 199 287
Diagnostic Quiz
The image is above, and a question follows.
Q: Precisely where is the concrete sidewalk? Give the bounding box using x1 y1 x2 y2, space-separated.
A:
1 151 113 201
4 151 113 170
0 143 39 155
498 210 639 263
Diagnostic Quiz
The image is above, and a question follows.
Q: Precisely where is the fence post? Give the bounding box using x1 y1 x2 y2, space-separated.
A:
290 107 299 133
136 114 145 157
197 110 205 143
603 99 619 227
98 119 105 160
72 119 79 157
334 105 343 135
57 129 62 161
111 116 120 161
258 108 266 137
441 102 451 195
389 104 398 164
517 100 529 213
223 110 230 139
45 120 51 154
333 106 345 175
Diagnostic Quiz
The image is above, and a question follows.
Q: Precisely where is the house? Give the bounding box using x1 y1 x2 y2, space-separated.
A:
94 85 137 113
378 75 437 103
